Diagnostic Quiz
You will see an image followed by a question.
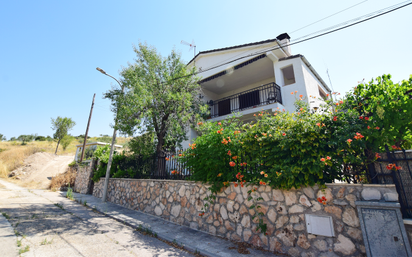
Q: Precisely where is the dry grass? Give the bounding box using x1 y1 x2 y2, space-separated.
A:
49 166 77 191
0 140 78 178
0 137 130 179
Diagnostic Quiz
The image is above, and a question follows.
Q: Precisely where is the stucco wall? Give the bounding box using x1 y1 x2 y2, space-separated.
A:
93 179 398 256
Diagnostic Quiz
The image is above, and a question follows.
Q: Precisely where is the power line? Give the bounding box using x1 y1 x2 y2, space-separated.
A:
117 1 411 89
197 1 412 76
290 0 368 34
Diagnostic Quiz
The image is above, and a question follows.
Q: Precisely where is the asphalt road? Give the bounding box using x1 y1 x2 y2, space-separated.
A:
0 179 194 257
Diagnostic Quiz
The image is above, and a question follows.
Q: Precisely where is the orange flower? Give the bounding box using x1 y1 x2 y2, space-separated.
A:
227 150 231 156
291 92 294 95
299 94 303 98
217 130 221 134
295 90 298 93
365 117 369 121
320 158 325 162
375 127 380 130
333 116 337 121
339 100 343 104
232 156 238 160
316 123 321 127
264 174 268 178
229 161 236 167
179 154 182 157
197 122 203 125
300 108 303 111
347 139 352 143
367 126 371 129
327 156 331 160
165 157 170 161
234 183 238 187
260 171 265 175
218 122 221 125
282 133 286 136
217 173 222 177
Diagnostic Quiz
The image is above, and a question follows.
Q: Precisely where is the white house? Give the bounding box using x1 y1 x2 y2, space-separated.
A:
182 33 331 147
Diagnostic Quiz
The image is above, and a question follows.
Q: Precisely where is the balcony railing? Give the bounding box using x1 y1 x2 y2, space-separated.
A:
207 82 282 118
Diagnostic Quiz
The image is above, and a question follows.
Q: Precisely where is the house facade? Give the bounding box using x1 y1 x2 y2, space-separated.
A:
183 33 331 147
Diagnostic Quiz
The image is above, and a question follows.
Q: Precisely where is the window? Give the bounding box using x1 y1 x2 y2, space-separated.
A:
281 65 295 86
318 86 328 100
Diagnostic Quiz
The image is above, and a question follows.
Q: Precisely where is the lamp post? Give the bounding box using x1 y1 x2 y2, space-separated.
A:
96 67 124 202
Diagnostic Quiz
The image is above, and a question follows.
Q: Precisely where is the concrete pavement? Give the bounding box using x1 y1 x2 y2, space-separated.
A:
0 179 278 256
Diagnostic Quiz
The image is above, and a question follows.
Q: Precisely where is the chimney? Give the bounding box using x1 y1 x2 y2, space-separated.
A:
276 33 291 55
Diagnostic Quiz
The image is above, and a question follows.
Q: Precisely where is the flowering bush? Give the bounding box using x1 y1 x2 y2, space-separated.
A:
177 74 412 235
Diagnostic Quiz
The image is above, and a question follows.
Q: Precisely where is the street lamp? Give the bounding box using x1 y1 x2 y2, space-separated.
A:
96 67 124 202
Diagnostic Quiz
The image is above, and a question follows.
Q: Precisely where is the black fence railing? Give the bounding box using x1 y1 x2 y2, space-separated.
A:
369 148 412 219
111 151 193 180
208 82 282 118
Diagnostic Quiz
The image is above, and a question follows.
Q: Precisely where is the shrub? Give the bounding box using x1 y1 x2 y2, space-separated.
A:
49 167 77 190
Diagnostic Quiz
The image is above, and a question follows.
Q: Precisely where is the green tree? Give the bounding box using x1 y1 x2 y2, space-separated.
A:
51 117 76 154
0 134 5 141
60 135 74 150
17 134 35 145
104 43 207 154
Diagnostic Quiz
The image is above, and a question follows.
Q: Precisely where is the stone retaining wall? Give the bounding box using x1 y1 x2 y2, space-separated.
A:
93 179 397 256
73 160 96 194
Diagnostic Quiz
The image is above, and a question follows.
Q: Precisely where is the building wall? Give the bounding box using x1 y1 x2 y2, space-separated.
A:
93 179 398 256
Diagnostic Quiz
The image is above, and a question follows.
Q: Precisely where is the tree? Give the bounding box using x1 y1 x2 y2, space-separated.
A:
105 43 207 154
51 117 76 154
0 134 5 141
60 135 74 150
17 134 35 145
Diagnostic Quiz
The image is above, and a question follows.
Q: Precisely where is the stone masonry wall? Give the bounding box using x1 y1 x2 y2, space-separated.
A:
93 179 398 256
74 160 96 194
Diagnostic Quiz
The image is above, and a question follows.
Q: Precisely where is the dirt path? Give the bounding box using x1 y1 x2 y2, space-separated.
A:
10 153 74 189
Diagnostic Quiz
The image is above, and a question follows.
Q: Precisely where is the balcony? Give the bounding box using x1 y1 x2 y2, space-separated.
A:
207 82 282 118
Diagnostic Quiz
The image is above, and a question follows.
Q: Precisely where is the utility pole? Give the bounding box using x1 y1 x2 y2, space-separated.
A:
80 93 96 162
96 67 124 202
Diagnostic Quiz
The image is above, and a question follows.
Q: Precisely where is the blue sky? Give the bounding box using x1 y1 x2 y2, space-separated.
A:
1 0 411 140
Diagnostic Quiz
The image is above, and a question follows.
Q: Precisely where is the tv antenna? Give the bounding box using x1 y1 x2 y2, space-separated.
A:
181 39 196 64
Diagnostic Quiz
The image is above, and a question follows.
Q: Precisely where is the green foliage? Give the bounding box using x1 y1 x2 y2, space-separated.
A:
68 161 77 167
128 132 156 158
51 116 76 154
61 135 74 150
104 42 208 154
35 136 46 141
17 134 35 145
0 134 5 141
181 94 374 192
92 145 112 164
342 74 412 150
66 183 74 200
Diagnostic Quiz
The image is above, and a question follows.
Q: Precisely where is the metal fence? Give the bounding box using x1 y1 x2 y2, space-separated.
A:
111 151 192 180
208 82 282 118
368 148 412 219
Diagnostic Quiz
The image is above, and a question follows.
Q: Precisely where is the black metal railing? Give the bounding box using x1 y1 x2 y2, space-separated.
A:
105 151 193 181
368 148 412 219
207 82 282 118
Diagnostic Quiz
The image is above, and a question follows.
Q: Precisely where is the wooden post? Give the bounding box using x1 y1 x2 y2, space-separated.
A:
80 93 96 162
